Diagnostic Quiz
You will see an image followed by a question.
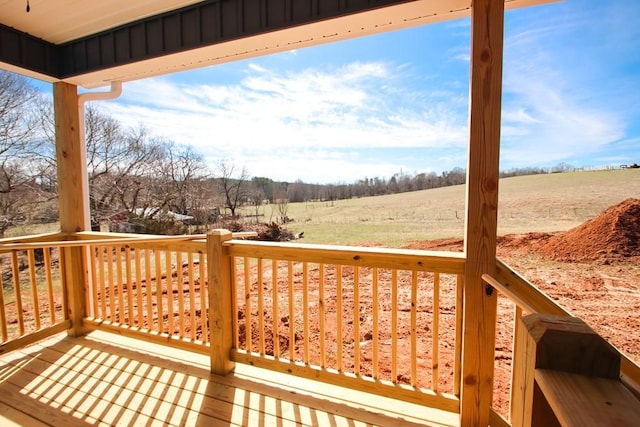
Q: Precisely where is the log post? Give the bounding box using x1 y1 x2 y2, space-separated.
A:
460 0 505 424
207 229 235 374
54 82 88 337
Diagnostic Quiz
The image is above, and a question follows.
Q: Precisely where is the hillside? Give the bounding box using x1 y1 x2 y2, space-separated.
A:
280 169 640 246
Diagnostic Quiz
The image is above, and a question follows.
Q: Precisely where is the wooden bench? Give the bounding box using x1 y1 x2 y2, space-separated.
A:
511 313 640 427
535 369 640 426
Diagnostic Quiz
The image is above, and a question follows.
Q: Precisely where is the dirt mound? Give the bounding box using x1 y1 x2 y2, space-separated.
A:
534 198 640 263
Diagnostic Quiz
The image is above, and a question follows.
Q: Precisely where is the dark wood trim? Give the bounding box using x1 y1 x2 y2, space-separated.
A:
0 23 57 76
2 0 412 80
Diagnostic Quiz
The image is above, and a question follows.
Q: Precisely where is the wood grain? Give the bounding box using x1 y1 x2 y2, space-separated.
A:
460 0 505 424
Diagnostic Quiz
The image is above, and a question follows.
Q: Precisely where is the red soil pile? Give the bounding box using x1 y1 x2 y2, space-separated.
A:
535 198 640 263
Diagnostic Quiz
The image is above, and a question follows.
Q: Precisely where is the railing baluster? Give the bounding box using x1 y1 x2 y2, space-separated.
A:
336 265 343 372
244 256 251 353
166 250 174 334
0 272 7 341
372 268 379 379
231 256 239 348
134 248 143 327
411 270 418 386
287 261 294 360
303 262 309 364
106 247 115 321
27 249 40 331
257 258 265 355
155 249 163 334
176 252 184 337
272 259 279 357
354 266 360 375
188 252 196 340
89 247 96 319
116 247 125 324
88 246 99 319
391 269 398 383
11 251 24 335
200 253 208 344
433 272 441 391
144 249 153 332
57 246 67 321
44 247 56 324
125 249 134 325
319 263 325 368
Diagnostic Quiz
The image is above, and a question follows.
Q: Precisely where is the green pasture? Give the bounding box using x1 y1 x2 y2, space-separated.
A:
5 169 639 249
265 169 640 247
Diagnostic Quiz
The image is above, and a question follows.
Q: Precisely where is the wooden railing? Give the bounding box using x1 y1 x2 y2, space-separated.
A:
79 232 211 354
3 230 639 425
485 259 640 426
0 233 71 354
224 239 466 412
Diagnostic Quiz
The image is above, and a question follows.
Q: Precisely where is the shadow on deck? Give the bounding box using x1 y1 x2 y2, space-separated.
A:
0 330 458 426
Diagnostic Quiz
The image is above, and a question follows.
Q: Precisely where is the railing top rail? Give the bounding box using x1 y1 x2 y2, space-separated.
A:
0 235 203 252
0 231 256 252
494 258 570 316
225 239 466 274
482 273 537 314
0 232 66 245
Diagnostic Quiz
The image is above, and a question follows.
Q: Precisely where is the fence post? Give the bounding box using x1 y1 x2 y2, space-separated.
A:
207 229 235 374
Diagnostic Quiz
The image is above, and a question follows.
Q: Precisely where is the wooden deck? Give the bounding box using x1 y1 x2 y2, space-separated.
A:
0 331 458 426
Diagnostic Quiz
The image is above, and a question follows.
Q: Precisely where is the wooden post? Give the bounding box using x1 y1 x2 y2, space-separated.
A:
511 313 622 427
207 229 235 374
54 82 88 337
460 0 505 424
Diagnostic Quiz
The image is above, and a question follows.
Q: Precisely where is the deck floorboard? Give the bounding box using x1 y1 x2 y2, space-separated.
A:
0 331 458 426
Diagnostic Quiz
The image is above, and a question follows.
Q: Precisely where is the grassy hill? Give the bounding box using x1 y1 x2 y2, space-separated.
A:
274 169 640 247
9 169 638 246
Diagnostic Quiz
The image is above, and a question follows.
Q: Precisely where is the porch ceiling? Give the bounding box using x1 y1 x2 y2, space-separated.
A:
0 0 555 88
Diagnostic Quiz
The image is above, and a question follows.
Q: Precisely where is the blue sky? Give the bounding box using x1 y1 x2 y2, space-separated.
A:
76 0 640 184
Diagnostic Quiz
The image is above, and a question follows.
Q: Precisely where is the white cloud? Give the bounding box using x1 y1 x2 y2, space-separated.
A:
85 1 638 182
99 60 468 183
499 8 630 168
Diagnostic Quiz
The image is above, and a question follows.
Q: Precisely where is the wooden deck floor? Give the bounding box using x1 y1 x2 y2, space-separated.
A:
0 331 458 426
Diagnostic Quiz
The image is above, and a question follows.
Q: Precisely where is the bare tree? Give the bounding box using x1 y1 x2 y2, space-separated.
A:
247 185 265 223
84 106 164 227
160 142 209 215
0 71 54 236
272 187 289 224
215 159 249 218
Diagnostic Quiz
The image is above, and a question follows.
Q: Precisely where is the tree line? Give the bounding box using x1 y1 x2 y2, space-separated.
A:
0 70 566 236
0 71 244 235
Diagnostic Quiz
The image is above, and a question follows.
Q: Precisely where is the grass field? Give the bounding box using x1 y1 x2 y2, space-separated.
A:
269 169 640 246
6 169 638 246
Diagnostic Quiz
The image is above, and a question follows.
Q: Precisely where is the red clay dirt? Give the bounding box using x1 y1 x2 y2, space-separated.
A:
231 198 640 417
535 197 640 263
237 198 640 416
403 198 640 413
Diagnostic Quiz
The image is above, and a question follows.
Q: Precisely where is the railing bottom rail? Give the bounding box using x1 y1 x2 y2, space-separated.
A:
0 321 70 356
232 349 460 414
